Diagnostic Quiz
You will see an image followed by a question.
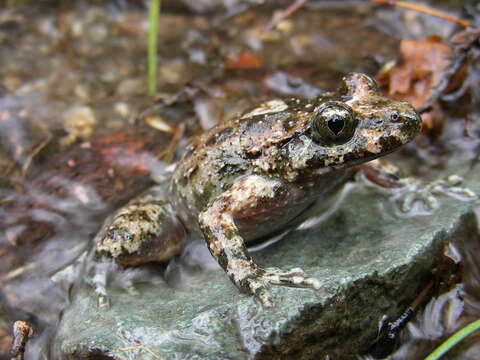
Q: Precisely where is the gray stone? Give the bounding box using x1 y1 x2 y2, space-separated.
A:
55 172 479 360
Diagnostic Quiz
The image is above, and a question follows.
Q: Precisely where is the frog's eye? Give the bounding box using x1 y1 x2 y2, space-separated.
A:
311 103 356 145
390 111 400 122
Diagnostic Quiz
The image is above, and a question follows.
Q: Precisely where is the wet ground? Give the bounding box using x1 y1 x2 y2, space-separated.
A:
0 0 479 359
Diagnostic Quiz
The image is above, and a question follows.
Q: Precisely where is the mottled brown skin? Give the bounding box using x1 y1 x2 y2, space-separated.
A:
96 73 421 306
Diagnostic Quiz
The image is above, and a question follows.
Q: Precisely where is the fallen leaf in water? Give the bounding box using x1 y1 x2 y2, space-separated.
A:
226 52 263 69
377 36 461 138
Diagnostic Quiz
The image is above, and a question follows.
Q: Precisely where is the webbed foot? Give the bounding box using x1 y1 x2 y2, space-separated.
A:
358 170 477 216
394 175 477 214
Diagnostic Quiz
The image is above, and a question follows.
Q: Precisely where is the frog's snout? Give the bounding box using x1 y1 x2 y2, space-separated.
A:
389 102 422 142
401 108 422 139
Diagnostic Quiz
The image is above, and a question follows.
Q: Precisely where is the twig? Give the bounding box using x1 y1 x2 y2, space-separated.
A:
10 321 33 360
369 0 470 28
160 122 185 164
264 0 309 32
0 195 14 205
21 134 52 178
0 263 37 283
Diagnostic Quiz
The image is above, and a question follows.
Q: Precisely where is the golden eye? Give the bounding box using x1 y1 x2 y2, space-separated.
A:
311 102 356 145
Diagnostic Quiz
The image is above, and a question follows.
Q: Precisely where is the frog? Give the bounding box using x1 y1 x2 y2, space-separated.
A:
94 73 421 307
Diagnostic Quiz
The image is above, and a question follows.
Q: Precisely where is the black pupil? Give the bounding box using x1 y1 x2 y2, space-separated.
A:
327 116 345 135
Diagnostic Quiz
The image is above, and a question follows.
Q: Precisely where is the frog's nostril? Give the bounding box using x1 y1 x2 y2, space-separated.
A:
408 111 422 126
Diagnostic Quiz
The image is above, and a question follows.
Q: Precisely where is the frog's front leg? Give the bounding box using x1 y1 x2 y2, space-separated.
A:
198 175 321 307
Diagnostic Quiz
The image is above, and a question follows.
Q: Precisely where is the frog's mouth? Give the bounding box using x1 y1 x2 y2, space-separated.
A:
321 116 421 169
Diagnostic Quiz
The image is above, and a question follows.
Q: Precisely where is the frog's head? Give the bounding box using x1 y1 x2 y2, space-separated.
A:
300 73 421 170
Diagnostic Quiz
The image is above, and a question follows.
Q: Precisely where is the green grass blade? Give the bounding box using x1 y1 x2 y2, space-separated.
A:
424 319 480 360
148 0 161 96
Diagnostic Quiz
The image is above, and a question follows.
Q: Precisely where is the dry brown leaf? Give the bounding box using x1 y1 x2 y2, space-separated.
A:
226 53 263 69
377 36 455 137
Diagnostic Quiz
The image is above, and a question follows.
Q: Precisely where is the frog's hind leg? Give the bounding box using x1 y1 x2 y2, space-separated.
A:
199 175 320 307
96 184 186 265
92 184 186 307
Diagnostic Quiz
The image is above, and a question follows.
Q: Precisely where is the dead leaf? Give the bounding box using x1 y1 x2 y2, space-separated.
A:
377 36 457 137
226 53 263 69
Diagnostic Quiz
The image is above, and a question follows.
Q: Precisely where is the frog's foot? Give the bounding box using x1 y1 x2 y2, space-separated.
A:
394 175 477 215
358 171 477 216
243 267 321 307
393 179 440 214
199 175 325 308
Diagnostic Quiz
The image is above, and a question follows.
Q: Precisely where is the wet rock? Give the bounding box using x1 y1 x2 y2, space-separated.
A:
55 170 480 359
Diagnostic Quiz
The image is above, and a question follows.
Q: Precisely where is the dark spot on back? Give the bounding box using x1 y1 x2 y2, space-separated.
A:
243 116 269 134
282 116 297 131
205 127 233 147
137 210 152 222
244 147 262 159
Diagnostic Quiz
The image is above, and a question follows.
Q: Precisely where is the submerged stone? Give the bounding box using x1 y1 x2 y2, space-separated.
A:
55 173 479 360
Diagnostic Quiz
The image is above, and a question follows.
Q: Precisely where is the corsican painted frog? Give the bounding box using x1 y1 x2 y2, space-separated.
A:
95 73 421 306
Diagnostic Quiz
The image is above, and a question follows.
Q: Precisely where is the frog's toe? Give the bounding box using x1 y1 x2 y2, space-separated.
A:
398 189 437 213
450 186 477 200
430 175 477 201
424 193 440 210
256 287 274 308
97 294 111 309
265 267 321 290
432 184 477 201
125 283 140 296
92 282 111 309
244 277 274 307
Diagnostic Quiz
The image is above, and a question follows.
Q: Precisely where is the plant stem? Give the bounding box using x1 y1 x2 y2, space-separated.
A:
369 0 470 28
424 319 480 360
148 0 161 96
